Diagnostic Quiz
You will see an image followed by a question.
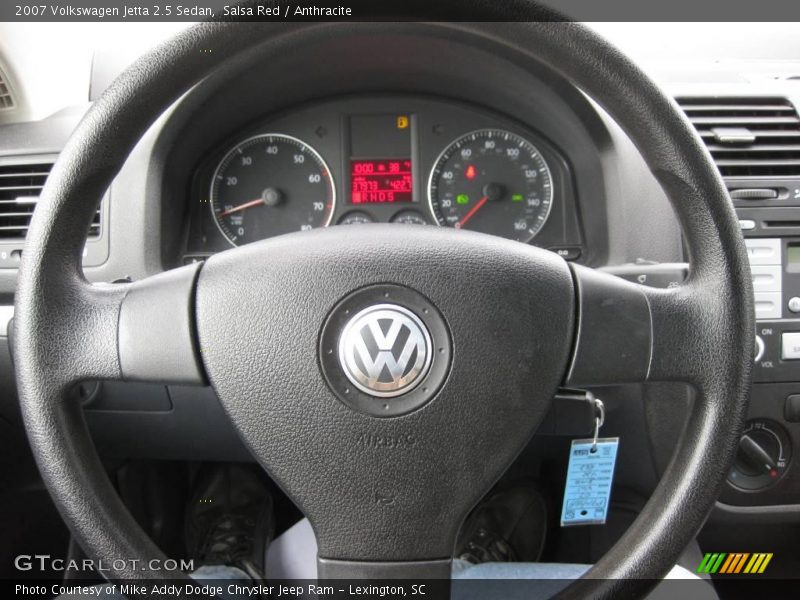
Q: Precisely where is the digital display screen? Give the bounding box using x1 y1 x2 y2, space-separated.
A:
350 159 413 204
787 244 800 273
789 244 800 265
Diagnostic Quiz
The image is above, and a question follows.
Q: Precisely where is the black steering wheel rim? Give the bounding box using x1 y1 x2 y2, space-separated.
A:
13 17 753 599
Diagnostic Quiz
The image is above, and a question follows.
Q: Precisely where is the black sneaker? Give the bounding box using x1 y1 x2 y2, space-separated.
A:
185 464 274 579
455 480 548 564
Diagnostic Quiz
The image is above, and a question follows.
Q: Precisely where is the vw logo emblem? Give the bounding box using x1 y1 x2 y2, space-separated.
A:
338 304 433 398
320 285 452 416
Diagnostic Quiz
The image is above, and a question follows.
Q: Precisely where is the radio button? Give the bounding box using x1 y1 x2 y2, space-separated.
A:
745 238 782 266
739 219 757 231
755 292 783 320
781 333 800 360
750 265 782 293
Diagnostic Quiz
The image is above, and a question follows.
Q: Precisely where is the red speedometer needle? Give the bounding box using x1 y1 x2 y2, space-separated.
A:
455 196 488 229
217 198 264 218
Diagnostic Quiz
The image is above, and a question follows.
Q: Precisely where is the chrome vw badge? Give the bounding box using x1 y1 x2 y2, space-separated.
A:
338 304 433 398
320 285 452 416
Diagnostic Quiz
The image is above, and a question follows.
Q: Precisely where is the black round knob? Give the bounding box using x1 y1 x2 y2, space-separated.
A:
728 419 791 491
735 431 779 476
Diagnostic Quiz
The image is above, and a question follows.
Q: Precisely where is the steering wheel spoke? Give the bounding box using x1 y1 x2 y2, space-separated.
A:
33 262 207 389
566 264 709 387
116 262 206 385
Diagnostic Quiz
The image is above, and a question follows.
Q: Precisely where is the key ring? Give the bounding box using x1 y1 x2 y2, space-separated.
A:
591 398 605 453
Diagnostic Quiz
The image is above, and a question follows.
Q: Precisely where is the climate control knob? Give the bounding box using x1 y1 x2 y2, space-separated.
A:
728 419 791 491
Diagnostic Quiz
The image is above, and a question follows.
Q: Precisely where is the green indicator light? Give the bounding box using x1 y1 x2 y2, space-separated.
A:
512 194 524 202
456 194 470 205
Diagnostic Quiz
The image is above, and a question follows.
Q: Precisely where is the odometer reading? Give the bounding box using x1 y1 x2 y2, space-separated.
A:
427 129 554 243
351 159 413 204
210 134 335 246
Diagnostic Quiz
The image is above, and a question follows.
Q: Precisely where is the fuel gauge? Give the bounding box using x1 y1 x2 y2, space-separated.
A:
391 210 428 225
338 211 375 226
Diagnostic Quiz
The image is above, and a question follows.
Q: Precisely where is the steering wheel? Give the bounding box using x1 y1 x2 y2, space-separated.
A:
13 16 753 600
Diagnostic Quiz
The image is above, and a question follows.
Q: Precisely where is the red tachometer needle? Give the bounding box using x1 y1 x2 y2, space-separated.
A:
217 198 265 218
455 196 488 229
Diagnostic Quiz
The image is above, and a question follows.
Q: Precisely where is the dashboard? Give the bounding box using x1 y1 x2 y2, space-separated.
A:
183 96 583 262
7 23 800 532
2 18 800 590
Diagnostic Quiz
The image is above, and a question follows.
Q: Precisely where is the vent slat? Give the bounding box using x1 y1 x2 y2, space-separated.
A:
0 185 48 191
714 159 800 167
677 96 800 177
0 172 50 178
677 97 794 107
0 162 101 240
688 116 799 125
681 104 796 112
698 130 800 138
0 212 37 218
707 145 800 152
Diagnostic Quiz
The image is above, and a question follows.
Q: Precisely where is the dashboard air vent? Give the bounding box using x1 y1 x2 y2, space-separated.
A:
0 70 14 110
676 97 800 177
0 163 101 240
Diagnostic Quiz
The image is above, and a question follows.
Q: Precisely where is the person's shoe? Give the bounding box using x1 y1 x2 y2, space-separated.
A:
184 464 274 578
455 480 548 564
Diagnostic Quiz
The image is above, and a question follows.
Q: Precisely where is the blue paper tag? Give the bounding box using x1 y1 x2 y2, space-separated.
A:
560 438 619 526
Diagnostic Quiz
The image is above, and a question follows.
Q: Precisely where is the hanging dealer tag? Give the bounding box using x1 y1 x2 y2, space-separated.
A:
560 398 619 526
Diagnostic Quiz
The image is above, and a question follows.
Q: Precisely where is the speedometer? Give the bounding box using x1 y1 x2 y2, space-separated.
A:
210 134 335 246
427 129 554 243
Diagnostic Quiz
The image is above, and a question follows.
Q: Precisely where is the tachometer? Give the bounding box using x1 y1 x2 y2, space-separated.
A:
428 129 553 243
210 134 335 246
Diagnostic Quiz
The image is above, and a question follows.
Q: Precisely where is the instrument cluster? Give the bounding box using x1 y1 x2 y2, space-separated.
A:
184 96 584 262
